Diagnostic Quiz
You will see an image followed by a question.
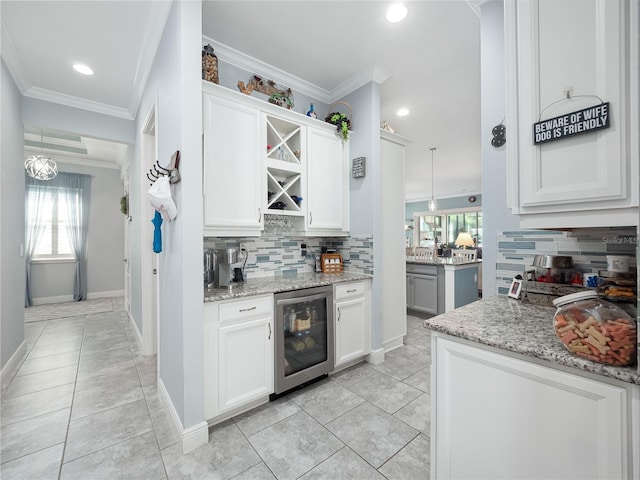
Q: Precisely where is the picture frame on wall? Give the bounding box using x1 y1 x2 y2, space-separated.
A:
508 278 523 299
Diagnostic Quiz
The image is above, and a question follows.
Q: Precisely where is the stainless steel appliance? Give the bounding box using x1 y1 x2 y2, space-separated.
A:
203 249 214 288
273 285 334 396
213 247 238 288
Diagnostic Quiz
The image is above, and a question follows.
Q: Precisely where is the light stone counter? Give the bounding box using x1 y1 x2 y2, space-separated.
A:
204 271 371 302
423 295 640 385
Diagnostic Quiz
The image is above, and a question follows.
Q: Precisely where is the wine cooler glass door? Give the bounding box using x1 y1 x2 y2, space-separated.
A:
274 286 334 395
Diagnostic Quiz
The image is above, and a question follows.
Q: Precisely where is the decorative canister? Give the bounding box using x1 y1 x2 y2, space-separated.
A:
202 44 219 84
553 290 637 366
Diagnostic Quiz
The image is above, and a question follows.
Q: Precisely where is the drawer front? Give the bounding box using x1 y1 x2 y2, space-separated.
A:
335 281 365 300
219 295 273 325
406 263 438 275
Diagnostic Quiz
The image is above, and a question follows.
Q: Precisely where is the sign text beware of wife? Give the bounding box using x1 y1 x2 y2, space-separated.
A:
533 102 610 145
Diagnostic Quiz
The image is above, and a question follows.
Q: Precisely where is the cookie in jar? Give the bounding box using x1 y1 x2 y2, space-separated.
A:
552 291 636 366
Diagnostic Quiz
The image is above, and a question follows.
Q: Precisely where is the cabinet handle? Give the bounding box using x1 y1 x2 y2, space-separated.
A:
258 208 262 223
337 308 341 321
309 211 312 225
268 322 271 339
239 306 256 312
346 289 356 293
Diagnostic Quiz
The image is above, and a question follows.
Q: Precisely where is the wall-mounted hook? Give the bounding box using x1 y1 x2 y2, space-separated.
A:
156 161 171 174
168 150 181 184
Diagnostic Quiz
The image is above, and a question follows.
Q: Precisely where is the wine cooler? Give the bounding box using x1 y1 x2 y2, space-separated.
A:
273 285 334 396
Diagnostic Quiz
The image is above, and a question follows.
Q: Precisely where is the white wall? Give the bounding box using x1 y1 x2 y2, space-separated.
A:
343 82 384 349
480 0 520 297
1 59 26 369
29 162 124 302
134 0 204 430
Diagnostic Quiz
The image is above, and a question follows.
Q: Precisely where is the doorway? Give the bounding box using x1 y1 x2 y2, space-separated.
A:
141 105 158 356
123 163 131 314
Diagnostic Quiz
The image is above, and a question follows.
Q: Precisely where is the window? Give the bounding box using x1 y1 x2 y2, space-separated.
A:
27 188 75 259
414 208 482 248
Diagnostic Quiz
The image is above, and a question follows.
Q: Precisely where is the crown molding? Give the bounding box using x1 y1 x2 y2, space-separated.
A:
24 86 133 120
204 36 392 104
204 36 334 103
128 1 173 118
465 0 481 19
1 16 31 94
25 150 121 170
330 63 392 102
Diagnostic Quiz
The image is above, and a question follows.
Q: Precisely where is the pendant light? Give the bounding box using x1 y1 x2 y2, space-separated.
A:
429 147 437 211
25 130 58 180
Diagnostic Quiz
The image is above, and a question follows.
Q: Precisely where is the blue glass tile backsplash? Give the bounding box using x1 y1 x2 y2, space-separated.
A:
204 235 374 278
496 227 637 295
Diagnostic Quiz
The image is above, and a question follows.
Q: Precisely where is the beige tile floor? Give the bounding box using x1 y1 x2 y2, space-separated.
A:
1 300 431 479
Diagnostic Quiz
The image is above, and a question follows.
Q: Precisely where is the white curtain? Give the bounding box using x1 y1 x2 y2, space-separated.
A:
24 172 92 305
59 173 92 301
24 177 52 307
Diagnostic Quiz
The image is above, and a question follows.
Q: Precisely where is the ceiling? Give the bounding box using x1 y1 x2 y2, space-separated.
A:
2 1 481 199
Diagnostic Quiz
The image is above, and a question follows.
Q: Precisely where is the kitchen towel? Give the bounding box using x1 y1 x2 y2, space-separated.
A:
152 210 163 253
148 176 177 221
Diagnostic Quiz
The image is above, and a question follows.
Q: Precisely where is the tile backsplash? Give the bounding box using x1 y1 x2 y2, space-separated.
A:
496 227 637 295
204 234 373 278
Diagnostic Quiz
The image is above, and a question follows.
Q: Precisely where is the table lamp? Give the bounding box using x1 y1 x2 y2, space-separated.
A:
455 232 475 249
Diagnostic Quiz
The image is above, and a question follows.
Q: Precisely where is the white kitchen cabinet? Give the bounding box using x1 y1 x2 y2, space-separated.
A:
306 127 349 235
203 85 263 236
431 334 640 479
505 0 638 228
204 295 274 421
334 280 370 369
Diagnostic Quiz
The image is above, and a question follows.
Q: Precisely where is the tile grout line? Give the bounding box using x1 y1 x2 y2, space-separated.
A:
57 314 85 480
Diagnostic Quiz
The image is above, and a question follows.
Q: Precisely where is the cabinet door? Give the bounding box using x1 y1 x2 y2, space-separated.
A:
505 0 638 227
406 274 414 309
306 128 348 233
203 92 263 236
218 316 273 414
335 296 367 367
432 336 634 479
409 274 438 315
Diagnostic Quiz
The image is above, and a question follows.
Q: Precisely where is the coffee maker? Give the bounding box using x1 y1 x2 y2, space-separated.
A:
214 247 241 288
203 249 215 288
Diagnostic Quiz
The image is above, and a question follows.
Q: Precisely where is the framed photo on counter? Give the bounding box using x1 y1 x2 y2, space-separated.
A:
508 278 523 299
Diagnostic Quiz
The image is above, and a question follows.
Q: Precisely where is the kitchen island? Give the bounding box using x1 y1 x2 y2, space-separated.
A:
424 296 639 479
406 258 481 315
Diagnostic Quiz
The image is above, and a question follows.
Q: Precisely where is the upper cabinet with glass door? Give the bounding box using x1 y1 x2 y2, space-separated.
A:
265 115 305 216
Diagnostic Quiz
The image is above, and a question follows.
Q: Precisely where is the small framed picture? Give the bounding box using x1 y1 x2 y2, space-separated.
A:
508 278 523 299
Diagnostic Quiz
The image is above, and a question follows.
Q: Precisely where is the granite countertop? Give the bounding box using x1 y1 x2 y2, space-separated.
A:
423 296 640 385
204 271 371 302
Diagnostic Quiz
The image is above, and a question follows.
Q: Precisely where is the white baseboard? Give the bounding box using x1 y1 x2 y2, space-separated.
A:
383 336 404 353
88 290 124 300
127 313 143 352
366 348 385 365
32 290 124 305
1 341 26 395
158 378 208 454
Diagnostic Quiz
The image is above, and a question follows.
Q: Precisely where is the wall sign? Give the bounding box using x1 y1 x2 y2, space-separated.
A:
533 102 610 145
352 157 366 178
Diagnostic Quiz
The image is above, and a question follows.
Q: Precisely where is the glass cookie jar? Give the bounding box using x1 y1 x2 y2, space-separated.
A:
552 291 637 366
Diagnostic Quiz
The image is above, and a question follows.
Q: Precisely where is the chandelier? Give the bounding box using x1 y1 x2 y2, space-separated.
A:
25 131 58 180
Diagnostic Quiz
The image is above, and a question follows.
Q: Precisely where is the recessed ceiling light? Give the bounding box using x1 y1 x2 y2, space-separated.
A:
386 3 408 23
73 64 94 75
396 108 410 117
